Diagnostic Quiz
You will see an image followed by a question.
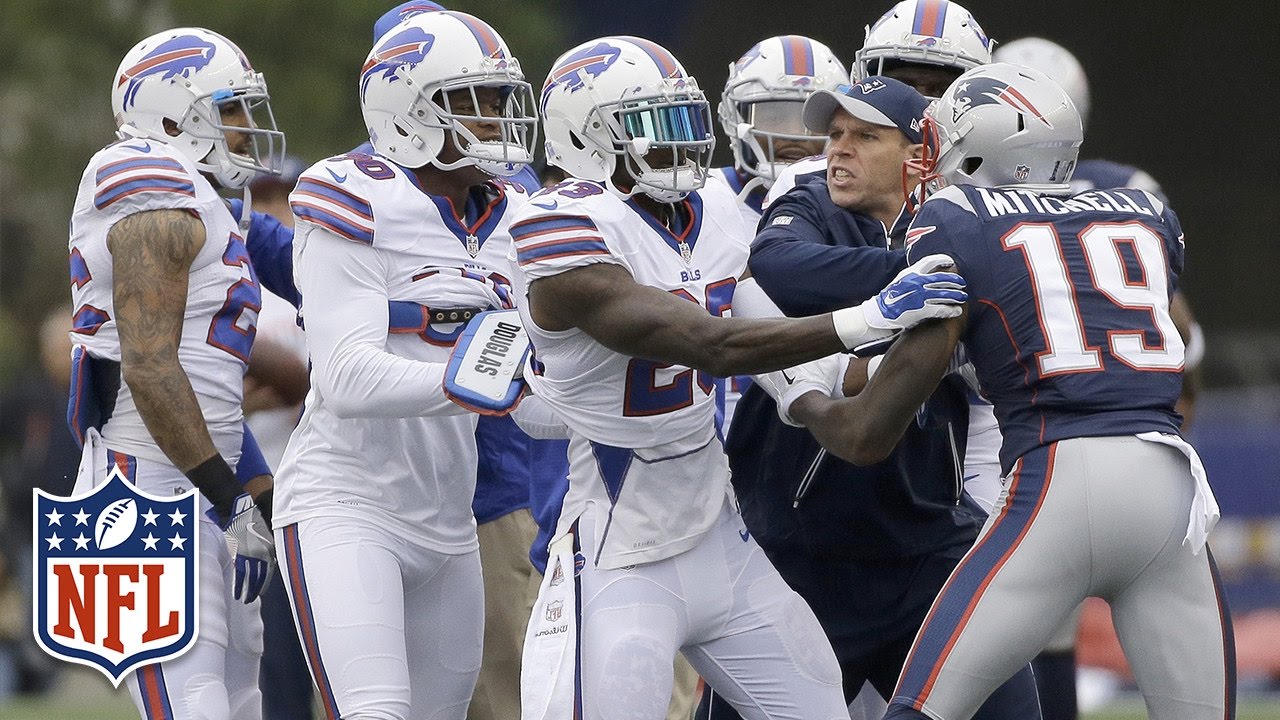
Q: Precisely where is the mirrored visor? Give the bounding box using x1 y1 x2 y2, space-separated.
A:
619 100 711 144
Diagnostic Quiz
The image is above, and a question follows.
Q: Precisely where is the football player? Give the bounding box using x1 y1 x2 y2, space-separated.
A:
710 35 847 426
270 11 538 720
786 62 1234 720
68 26 283 720
514 36 966 720
994 36 1210 719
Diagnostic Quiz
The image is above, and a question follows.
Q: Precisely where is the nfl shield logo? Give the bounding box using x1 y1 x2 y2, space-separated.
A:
545 599 563 622
1014 164 1031 182
33 467 199 686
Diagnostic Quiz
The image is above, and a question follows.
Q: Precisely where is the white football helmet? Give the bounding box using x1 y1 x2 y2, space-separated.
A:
855 0 993 84
718 36 847 185
111 27 285 189
541 36 714 203
360 11 537 175
994 37 1090 128
907 62 1082 205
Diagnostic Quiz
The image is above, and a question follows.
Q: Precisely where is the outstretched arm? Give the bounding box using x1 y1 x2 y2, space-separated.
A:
529 263 844 378
788 312 965 465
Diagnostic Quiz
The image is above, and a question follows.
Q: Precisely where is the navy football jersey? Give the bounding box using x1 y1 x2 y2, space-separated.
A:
907 184 1186 473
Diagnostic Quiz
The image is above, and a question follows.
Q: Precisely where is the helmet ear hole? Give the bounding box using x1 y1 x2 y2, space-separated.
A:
568 129 587 151
962 156 984 175
1016 114 1026 133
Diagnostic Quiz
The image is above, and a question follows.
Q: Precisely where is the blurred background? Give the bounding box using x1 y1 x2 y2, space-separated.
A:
1 0 1277 717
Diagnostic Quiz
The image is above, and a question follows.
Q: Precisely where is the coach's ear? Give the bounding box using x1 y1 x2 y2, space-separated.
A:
904 143 925 180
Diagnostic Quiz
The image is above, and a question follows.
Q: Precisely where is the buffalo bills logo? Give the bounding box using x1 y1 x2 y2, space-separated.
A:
117 35 217 110
541 42 621 113
360 27 436 99
950 77 1054 128
969 14 991 49
734 44 764 73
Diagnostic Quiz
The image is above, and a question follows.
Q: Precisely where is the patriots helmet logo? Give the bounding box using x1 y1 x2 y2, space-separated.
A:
117 35 218 111
360 27 436 100
541 42 621 114
950 77 1054 128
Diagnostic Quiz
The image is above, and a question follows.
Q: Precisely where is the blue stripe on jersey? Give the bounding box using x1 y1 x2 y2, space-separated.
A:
294 178 373 220
290 202 374 244
95 156 185 185
895 442 1055 708
93 176 195 209
515 237 609 266
510 215 599 241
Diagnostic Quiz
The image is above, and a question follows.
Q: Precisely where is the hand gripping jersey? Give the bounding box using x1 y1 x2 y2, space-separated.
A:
509 178 750 568
68 138 258 470
275 151 527 552
906 184 1186 473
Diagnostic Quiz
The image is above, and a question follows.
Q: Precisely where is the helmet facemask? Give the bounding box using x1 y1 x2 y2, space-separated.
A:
426 69 538 176
720 77 826 183
593 91 715 203
183 81 285 189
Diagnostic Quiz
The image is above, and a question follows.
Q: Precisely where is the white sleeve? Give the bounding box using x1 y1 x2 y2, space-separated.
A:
509 394 570 440
296 224 467 418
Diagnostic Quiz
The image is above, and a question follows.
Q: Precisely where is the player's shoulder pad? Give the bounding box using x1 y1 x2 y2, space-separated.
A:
916 185 983 224
89 137 200 213
763 155 827 209
289 153 385 245
508 180 617 268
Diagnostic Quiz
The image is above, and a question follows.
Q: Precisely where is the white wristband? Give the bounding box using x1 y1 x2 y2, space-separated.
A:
866 355 884 380
831 303 893 350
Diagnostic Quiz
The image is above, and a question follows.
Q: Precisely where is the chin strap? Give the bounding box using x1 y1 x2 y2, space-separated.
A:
237 185 253 236
735 175 768 205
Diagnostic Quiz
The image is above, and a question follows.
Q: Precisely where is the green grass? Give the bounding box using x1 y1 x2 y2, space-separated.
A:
1084 699 1279 720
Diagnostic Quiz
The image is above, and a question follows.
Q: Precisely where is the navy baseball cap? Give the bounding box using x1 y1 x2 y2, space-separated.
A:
373 1 446 42
802 75 929 144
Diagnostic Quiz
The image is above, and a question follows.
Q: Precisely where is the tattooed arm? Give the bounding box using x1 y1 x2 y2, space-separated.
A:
108 208 219 472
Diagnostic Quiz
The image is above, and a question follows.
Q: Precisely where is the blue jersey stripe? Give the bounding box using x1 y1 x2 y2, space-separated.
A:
95 156 185 184
294 178 373 220
94 176 195 209
516 237 609 265
291 201 374 244
510 215 598 241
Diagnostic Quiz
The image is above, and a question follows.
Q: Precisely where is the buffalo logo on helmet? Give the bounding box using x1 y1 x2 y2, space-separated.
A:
360 27 437 99
733 44 764 73
117 35 218 110
540 42 622 114
949 77 1053 128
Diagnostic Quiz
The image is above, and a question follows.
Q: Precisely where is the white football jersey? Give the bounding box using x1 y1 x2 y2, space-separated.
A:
762 155 828 209
274 151 527 553
707 167 762 427
68 137 256 469
509 178 749 568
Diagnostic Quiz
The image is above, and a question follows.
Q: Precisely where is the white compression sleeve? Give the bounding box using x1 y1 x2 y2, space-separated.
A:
295 224 467 418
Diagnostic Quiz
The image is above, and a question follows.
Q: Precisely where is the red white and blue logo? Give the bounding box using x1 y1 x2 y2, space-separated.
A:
117 35 217 110
33 469 199 685
541 42 621 114
950 77 1053 128
360 26 436 100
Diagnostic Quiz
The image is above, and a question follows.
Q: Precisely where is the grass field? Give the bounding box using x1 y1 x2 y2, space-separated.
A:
0 668 1275 719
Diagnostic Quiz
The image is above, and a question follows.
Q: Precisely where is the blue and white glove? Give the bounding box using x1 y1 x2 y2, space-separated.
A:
207 493 275 604
831 254 967 351
753 354 849 427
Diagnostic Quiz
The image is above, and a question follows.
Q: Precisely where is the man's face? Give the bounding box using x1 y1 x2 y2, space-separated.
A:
218 101 252 157
824 109 916 214
884 65 963 100
435 86 505 164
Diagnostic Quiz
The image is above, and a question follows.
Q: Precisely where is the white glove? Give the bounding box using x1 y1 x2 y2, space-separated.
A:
831 254 967 350
753 354 846 427
218 493 275 604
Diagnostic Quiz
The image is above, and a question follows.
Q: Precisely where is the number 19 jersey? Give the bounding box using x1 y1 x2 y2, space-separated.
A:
906 184 1186 474
509 179 750 568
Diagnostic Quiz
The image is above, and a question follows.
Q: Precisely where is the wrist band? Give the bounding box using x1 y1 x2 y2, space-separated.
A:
185 455 241 524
